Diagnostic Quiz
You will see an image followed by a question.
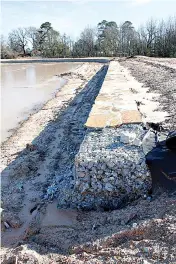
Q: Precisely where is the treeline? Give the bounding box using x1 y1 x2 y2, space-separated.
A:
1 16 176 59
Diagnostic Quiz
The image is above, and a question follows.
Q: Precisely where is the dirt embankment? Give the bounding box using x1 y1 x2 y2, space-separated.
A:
1 62 108 257
1 58 176 264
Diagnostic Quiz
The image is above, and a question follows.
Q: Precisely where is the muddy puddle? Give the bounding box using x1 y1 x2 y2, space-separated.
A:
2 201 78 247
1 62 81 143
41 201 77 227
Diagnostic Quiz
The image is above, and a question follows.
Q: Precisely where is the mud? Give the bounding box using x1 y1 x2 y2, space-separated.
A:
41 201 77 227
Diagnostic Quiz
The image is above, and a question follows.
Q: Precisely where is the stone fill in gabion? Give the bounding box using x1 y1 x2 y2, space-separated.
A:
74 124 151 199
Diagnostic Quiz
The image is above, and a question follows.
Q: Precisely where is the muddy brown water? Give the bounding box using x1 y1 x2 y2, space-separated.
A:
2 201 78 247
1 62 81 143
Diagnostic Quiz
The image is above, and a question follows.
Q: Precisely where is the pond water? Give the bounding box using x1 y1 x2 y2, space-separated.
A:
1 62 81 143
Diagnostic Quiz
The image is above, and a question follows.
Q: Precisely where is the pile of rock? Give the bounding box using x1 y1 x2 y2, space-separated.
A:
74 124 152 200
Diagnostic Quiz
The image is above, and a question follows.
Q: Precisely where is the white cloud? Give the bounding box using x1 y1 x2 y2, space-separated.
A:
131 0 152 5
135 0 152 3
2 0 153 2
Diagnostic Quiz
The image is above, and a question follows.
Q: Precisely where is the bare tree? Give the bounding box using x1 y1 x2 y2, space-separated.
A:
26 27 38 50
8 28 28 55
4 16 176 59
81 27 96 56
139 19 158 56
1 35 6 57
164 16 176 57
73 27 96 57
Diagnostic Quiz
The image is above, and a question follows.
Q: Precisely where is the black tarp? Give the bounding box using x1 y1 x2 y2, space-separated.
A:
146 131 176 193
166 131 176 150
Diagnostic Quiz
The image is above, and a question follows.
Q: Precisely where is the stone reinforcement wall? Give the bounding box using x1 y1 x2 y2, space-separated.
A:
74 124 152 204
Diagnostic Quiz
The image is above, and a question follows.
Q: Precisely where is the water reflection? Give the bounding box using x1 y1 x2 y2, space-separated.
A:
26 66 36 86
3 71 14 88
1 62 81 143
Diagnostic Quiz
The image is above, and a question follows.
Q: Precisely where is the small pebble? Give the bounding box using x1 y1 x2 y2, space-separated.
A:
132 223 137 228
147 196 152 202
4 221 10 229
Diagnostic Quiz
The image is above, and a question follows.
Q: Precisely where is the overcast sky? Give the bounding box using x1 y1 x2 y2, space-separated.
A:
1 0 176 39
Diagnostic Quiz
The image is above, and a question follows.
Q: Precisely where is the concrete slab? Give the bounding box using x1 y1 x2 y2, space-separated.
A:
86 113 122 127
86 61 142 128
121 110 141 124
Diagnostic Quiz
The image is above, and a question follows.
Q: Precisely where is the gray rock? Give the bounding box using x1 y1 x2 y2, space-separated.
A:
4 222 10 229
105 183 114 192
102 178 109 183
97 183 103 190
101 164 106 170
81 183 89 193
122 168 129 175
88 161 94 169
142 129 156 155
107 161 114 169
112 172 118 177
78 172 86 178
143 260 151 264
109 177 115 181
132 138 142 147
132 223 137 228
75 180 80 187
120 131 136 144
92 167 97 173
